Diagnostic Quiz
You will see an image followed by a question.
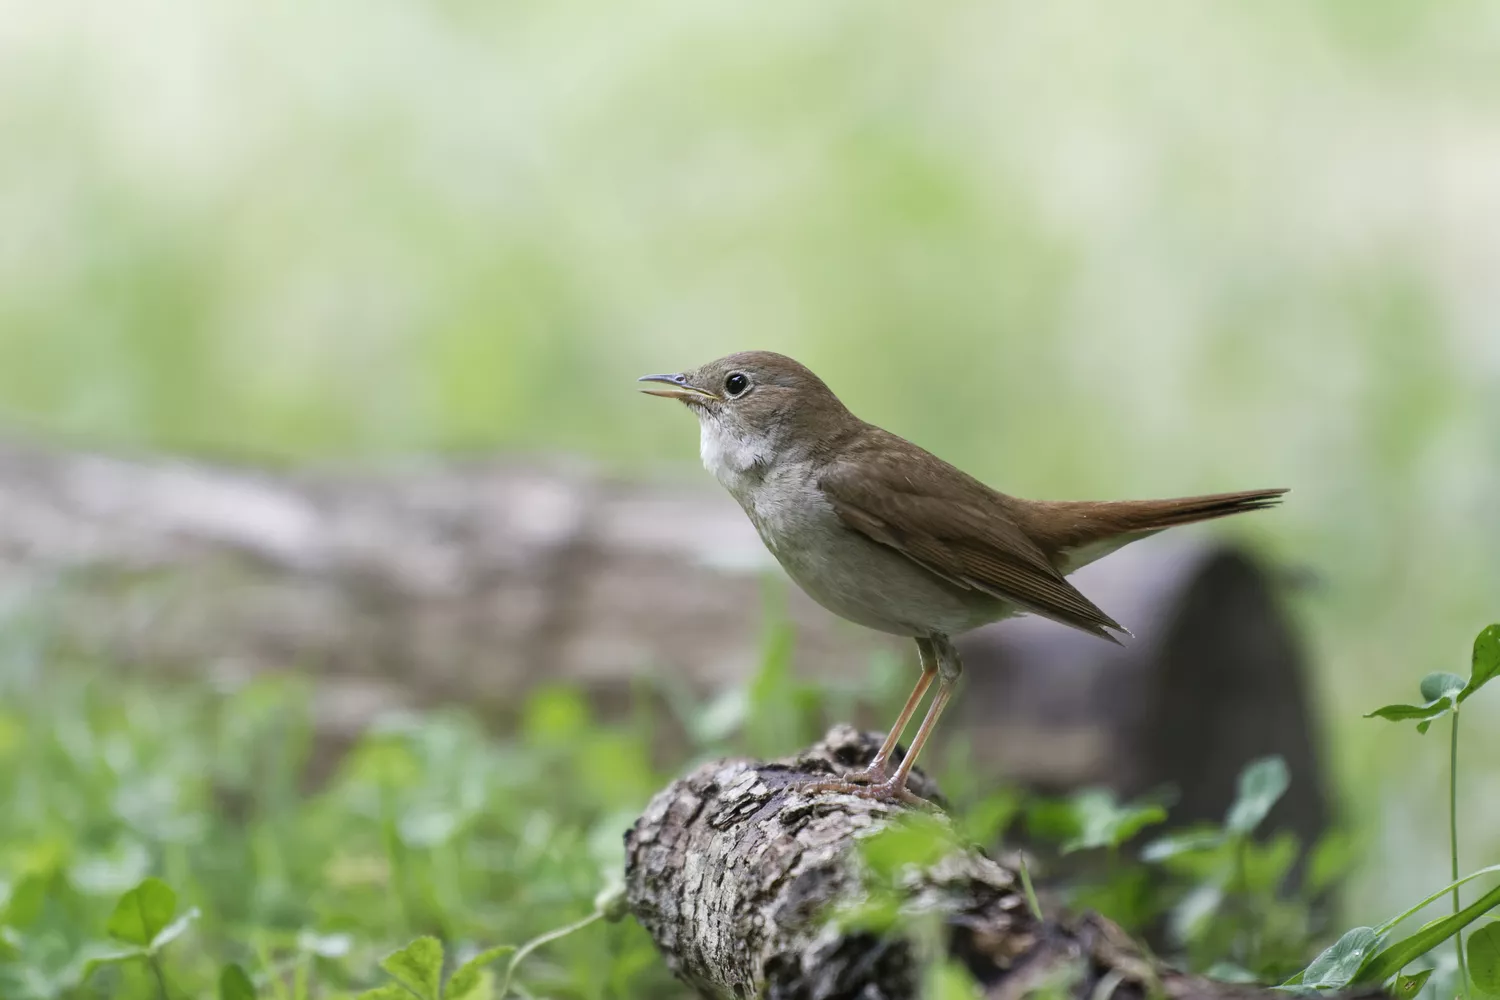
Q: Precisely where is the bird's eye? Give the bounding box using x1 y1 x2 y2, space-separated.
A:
724 372 750 397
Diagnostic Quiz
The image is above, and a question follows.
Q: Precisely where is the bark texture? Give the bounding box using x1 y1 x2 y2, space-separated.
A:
624 727 1366 1000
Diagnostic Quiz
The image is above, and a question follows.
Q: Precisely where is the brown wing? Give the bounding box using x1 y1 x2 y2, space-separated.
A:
818 435 1126 641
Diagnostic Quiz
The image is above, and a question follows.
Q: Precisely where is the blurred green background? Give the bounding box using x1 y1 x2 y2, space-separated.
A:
2 0 1498 992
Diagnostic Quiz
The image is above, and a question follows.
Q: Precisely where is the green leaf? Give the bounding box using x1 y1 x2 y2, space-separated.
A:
79 941 146 981
1468 921 1500 994
1240 831 1302 894
1169 881 1226 945
830 892 903 934
960 790 1021 845
1306 830 1356 895
1 874 49 929
1392 968 1432 997
1420 672 1467 704
1205 962 1259 984
1060 790 1167 854
106 878 177 948
1300 926 1384 990
1364 701 1451 724
1355 880 1500 984
859 813 959 881
356 987 415 1000
1374 865 1500 935
1461 624 1500 704
1140 828 1225 863
1225 756 1290 834
1025 798 1083 844
924 959 983 1000
446 944 515 1000
148 907 199 953
219 963 256 1000
379 936 444 1000
1368 635 1500 732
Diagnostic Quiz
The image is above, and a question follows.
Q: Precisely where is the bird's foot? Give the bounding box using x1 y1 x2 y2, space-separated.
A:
839 762 890 786
799 774 935 809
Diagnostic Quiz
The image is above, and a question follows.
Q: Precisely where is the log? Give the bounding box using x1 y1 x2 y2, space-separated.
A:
0 438 885 733
0 438 1328 839
623 726 1370 1000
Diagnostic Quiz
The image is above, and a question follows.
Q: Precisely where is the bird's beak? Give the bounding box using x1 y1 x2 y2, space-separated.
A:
637 373 719 401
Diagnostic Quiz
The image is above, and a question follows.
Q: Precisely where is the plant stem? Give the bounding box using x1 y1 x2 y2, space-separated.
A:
149 956 171 1000
1018 854 1043 921
501 908 604 998
255 934 293 1000
1451 710 1470 1000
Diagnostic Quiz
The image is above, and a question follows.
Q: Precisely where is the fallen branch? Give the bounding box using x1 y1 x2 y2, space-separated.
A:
623 726 1371 1000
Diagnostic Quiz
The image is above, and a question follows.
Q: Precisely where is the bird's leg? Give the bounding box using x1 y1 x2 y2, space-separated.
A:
802 636 961 807
882 655 956 794
846 637 937 785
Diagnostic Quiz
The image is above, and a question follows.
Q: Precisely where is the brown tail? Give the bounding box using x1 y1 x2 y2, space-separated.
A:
1014 488 1289 560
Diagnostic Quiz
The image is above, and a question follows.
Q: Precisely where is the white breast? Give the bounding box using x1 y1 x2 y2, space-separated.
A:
693 413 1002 637
698 417 772 496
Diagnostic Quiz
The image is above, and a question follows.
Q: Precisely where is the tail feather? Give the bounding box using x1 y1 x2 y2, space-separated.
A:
1099 487 1289 532
1015 487 1289 563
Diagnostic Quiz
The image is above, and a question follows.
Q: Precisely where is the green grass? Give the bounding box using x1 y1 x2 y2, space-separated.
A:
0 647 677 998
0 603 919 998
3 611 1497 998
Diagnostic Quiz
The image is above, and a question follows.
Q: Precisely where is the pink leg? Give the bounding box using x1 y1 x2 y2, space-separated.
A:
804 635 961 807
855 638 938 782
883 677 953 792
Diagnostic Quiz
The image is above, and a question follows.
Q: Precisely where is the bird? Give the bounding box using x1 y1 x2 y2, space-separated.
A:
639 351 1286 803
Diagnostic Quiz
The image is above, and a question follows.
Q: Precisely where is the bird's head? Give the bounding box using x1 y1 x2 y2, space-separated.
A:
638 351 852 456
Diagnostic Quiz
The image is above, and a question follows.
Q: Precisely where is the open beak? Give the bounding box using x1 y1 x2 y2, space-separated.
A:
637 373 719 401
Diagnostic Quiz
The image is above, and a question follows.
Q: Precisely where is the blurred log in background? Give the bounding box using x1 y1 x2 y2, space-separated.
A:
0 438 1329 842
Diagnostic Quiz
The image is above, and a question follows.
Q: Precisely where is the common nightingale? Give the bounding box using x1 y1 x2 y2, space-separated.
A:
640 351 1285 803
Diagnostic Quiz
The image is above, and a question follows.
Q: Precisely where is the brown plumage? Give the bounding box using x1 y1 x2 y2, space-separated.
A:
640 350 1288 801
820 424 1286 642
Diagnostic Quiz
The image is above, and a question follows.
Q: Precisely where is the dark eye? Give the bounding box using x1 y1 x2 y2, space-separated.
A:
724 372 750 397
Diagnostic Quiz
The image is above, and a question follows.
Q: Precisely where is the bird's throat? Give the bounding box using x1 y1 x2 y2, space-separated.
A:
698 414 773 496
